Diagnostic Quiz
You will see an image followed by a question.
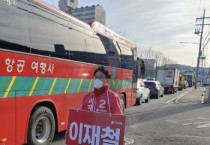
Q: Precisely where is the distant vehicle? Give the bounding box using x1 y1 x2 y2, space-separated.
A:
156 68 180 94
178 75 185 90
183 73 195 87
136 79 150 105
143 80 164 99
184 80 189 88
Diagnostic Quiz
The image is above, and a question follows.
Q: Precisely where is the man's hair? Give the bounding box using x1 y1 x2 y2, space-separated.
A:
94 66 111 79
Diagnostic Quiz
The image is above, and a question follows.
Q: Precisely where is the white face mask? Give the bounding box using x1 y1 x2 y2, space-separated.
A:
94 78 104 89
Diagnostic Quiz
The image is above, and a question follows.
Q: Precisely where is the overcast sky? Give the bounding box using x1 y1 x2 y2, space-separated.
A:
77 0 210 66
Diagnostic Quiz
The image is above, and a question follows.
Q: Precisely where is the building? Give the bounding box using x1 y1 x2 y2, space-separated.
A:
70 5 106 25
59 0 78 13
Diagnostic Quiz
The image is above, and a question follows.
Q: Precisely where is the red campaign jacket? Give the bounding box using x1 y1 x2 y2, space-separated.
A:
82 85 123 115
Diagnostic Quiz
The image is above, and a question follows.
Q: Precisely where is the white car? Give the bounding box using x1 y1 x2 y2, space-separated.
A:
136 79 150 105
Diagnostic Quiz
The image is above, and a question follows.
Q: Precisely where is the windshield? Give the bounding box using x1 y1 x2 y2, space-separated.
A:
144 82 156 88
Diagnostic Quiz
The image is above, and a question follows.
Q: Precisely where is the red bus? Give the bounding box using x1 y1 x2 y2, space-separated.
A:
0 0 145 144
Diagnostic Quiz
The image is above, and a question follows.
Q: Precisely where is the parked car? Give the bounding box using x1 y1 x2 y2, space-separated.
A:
136 79 150 105
143 80 164 99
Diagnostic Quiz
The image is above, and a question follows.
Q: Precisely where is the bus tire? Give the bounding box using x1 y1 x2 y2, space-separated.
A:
27 107 55 145
120 94 125 113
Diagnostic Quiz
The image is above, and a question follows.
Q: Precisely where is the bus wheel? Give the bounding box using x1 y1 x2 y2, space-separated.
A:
27 107 55 145
120 94 125 113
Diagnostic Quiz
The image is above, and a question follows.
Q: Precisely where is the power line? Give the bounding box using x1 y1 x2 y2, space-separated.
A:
203 37 210 49
195 10 206 89
194 9 210 88
202 29 210 46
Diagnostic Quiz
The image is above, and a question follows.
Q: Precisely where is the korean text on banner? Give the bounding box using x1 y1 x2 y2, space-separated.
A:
65 109 126 145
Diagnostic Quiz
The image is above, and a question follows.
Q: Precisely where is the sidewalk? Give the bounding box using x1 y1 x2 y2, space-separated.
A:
178 86 209 104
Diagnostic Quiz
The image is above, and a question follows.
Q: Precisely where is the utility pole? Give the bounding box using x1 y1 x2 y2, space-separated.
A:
195 10 205 89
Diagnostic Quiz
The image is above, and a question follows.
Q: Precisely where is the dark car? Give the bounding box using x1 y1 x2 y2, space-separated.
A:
143 80 164 99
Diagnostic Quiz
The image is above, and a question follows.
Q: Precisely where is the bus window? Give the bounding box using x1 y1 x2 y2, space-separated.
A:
29 3 69 56
113 41 122 56
93 36 107 66
68 27 94 63
118 42 134 70
95 34 121 67
54 44 70 59
0 0 30 52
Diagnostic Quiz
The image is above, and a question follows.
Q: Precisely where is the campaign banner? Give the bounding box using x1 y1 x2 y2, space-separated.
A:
65 109 126 145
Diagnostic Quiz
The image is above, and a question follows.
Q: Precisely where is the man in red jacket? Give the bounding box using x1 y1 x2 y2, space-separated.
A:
82 66 123 115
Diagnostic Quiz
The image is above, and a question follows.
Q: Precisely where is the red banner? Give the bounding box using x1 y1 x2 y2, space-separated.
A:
65 109 126 145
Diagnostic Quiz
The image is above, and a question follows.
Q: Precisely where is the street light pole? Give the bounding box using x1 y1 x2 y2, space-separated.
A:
195 10 205 89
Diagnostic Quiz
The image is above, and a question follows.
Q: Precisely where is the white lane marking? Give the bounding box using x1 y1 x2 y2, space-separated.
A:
166 97 178 104
182 123 192 125
166 120 178 123
184 117 210 121
166 89 192 104
197 123 210 128
166 117 210 129
183 121 210 126
175 93 187 103
168 117 210 122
